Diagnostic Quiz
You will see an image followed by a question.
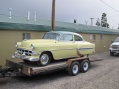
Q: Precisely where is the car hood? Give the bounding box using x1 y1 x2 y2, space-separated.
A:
19 39 57 48
111 42 119 46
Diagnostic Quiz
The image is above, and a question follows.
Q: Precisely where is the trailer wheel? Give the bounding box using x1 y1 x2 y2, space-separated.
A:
68 61 80 76
81 60 90 73
37 52 51 66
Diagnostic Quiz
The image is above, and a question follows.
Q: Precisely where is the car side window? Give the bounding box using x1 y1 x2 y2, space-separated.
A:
74 35 83 41
43 33 60 40
62 34 73 41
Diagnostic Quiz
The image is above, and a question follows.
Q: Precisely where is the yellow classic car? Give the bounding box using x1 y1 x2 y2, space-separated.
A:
12 31 95 66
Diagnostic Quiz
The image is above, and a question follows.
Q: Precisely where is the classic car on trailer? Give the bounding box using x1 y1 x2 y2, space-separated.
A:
12 31 95 66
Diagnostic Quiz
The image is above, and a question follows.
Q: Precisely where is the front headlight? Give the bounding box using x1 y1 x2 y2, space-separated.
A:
110 45 112 48
30 44 34 50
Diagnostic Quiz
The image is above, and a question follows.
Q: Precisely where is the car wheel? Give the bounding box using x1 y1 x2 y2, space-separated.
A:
68 61 80 76
37 52 51 66
81 60 90 73
110 51 114 56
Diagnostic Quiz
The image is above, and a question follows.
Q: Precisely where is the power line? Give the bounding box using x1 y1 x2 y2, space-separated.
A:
99 0 119 12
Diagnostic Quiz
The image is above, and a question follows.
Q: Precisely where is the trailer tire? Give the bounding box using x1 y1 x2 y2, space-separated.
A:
80 60 89 73
68 61 80 76
37 52 51 66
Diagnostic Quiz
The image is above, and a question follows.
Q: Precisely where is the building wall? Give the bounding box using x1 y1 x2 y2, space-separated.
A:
0 30 45 66
0 30 118 66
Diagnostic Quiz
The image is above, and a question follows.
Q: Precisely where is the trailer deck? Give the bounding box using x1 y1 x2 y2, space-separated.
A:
0 57 103 78
6 59 68 76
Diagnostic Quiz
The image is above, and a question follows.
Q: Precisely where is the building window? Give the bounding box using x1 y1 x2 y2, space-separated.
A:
90 35 96 40
23 33 30 40
100 35 103 40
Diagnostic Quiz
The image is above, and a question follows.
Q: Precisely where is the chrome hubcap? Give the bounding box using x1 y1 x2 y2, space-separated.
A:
40 54 49 65
73 65 79 74
83 62 88 71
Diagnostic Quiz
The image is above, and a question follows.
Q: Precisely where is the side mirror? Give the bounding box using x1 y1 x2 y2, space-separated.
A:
111 41 113 43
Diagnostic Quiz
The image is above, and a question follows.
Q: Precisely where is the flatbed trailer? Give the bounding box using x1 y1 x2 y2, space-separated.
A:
0 57 102 78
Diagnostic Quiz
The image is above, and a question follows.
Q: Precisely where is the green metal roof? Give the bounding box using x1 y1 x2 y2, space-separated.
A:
0 14 119 35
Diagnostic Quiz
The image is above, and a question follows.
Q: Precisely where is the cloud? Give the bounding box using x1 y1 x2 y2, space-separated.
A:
0 0 119 28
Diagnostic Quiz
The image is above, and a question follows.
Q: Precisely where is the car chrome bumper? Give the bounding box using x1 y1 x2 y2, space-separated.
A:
12 53 39 61
110 48 119 53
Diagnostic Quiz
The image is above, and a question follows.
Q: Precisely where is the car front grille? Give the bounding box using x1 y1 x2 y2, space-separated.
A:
17 49 32 56
112 45 119 49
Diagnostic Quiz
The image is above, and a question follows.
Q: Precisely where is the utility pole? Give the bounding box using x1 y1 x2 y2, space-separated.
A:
52 0 55 31
90 18 94 26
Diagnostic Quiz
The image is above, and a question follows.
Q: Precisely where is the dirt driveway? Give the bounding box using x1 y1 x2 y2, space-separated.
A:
0 52 119 89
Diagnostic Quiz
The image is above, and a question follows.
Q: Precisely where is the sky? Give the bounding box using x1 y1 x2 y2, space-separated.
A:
0 0 119 29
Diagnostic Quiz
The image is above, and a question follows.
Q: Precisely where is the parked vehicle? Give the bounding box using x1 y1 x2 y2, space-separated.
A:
110 37 119 56
12 31 95 66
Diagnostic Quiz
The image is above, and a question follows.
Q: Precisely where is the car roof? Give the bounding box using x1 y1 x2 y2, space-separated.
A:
46 31 84 40
47 31 81 36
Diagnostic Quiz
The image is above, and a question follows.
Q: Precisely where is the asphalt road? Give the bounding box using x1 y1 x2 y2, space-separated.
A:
0 52 119 89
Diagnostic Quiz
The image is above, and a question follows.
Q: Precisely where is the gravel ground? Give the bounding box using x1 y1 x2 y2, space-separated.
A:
0 52 119 89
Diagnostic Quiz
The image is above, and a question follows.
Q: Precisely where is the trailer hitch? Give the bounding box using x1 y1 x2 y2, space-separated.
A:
0 66 15 78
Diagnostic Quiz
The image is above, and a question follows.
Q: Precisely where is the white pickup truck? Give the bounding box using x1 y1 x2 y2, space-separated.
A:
109 37 119 56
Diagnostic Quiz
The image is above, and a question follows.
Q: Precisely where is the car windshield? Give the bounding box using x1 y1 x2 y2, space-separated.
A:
114 37 119 42
43 33 60 40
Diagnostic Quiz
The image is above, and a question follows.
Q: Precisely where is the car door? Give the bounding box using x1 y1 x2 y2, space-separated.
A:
58 34 77 59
